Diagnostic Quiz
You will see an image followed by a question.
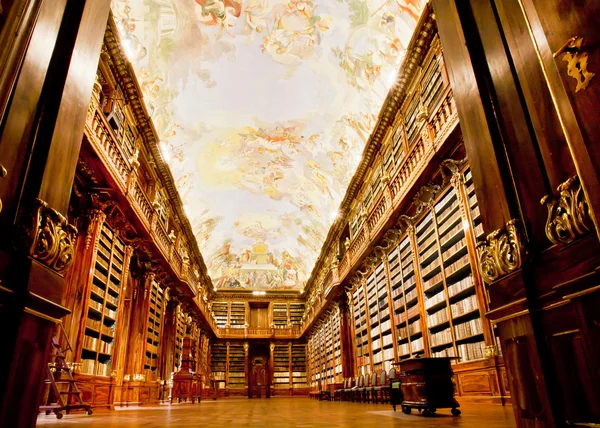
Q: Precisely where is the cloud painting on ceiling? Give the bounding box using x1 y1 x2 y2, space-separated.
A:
112 0 424 291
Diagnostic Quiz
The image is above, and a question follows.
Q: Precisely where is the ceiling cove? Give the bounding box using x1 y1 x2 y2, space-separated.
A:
112 0 424 292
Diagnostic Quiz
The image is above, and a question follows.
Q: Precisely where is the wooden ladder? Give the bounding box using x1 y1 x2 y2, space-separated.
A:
39 324 93 419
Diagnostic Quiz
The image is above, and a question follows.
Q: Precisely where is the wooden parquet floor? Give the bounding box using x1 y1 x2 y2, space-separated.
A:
37 398 516 427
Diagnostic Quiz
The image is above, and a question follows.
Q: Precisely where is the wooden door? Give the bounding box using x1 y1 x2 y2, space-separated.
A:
249 307 268 328
250 359 268 398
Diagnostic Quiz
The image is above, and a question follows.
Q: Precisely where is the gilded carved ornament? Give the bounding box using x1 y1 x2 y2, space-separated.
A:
476 219 526 284
554 36 595 93
16 199 78 273
540 175 593 245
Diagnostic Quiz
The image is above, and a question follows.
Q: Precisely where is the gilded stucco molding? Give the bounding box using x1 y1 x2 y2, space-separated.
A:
476 219 526 284
15 199 79 273
540 175 593 245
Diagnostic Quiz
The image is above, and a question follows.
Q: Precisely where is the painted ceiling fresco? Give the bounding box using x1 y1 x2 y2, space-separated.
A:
112 0 424 291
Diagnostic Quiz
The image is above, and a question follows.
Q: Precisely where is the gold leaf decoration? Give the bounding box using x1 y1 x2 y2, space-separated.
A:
19 199 78 273
540 175 593 245
476 219 525 284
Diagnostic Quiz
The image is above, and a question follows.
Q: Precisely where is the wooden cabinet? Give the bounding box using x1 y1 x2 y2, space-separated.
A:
397 358 460 416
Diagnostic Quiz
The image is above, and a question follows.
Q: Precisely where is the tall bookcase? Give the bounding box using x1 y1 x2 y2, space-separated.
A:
306 309 341 386
273 344 290 390
366 261 394 372
145 281 164 378
289 303 304 326
272 303 288 328
210 343 227 388
352 284 369 373
229 302 246 328
291 344 307 389
332 310 342 380
228 344 245 389
80 223 125 377
347 164 496 370
212 302 228 328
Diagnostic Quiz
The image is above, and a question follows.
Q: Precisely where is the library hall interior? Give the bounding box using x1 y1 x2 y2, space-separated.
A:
0 0 599 427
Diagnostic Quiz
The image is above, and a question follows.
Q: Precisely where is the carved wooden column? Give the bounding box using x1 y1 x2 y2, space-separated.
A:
445 163 495 348
158 295 178 384
123 270 155 405
337 296 354 379
109 243 134 405
345 281 359 376
225 341 230 395
433 1 600 425
243 342 249 396
0 1 111 426
269 342 275 396
406 221 431 356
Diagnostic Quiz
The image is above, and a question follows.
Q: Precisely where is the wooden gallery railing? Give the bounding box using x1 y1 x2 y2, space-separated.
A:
84 95 215 330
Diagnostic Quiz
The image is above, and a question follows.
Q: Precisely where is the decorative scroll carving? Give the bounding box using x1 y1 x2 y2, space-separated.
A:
540 175 593 245
476 219 526 284
440 157 468 187
554 36 595 93
17 199 78 273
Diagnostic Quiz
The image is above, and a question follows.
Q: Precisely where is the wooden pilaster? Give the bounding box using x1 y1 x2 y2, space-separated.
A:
125 271 155 378
0 1 112 426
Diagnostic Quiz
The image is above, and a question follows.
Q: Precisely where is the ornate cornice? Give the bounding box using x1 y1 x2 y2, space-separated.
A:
476 219 526 284
16 199 78 273
541 175 593 245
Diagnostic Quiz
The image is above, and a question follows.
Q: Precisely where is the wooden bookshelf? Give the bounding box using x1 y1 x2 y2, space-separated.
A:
273 344 290 389
289 303 304 326
210 343 227 389
80 223 124 377
227 344 245 389
291 344 307 389
229 302 246 328
144 280 164 378
352 282 369 373
212 302 228 328
307 308 341 387
272 303 288 328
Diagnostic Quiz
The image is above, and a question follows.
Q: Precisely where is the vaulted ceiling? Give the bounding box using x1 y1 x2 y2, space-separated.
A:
112 0 424 292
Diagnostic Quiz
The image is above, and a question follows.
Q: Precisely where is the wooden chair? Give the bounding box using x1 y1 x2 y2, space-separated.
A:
358 375 369 403
333 378 346 401
343 377 356 401
373 370 388 404
389 367 403 410
351 375 362 402
367 372 378 403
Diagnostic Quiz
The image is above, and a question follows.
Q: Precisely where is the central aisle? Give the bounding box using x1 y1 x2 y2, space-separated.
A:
37 398 515 427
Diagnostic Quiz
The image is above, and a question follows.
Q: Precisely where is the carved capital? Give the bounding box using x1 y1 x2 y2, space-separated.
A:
269 343 275 352
540 175 593 245
476 219 526 284
243 342 249 354
16 199 78 273
85 209 106 250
